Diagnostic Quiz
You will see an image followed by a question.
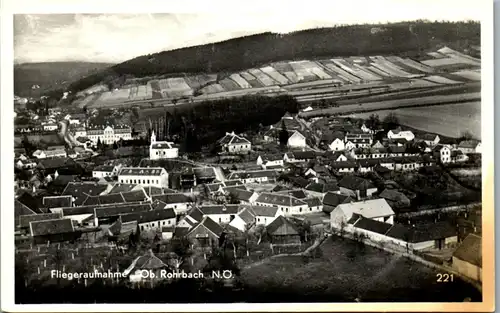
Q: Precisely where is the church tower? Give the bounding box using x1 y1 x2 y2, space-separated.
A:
151 130 156 144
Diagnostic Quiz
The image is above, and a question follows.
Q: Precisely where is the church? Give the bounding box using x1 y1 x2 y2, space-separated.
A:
149 131 179 160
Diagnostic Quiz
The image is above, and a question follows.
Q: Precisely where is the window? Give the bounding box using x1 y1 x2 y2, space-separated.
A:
120 179 124 183
310 208 312 211
162 221 165 225
141 226 144 231
299 208 302 212
219 218 221 223
147 180 150 184
156 180 159 184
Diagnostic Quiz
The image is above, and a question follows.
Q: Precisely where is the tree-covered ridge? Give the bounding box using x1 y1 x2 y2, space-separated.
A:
67 21 480 94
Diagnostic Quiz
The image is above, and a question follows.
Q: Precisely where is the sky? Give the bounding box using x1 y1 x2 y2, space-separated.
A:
13 0 484 64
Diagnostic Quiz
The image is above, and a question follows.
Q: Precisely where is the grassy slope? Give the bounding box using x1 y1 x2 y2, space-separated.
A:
67 21 480 94
14 62 114 97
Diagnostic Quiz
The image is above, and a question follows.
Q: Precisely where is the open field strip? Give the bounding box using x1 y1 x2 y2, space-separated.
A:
424 75 463 84
260 66 290 84
240 71 265 87
397 57 435 73
249 68 277 86
194 85 283 100
298 60 332 79
323 61 362 83
438 46 481 64
199 83 226 94
75 93 101 108
229 73 252 88
347 101 481 139
97 88 131 102
282 72 300 83
452 70 481 81
376 60 417 78
427 52 447 58
310 66 333 79
299 92 480 117
271 61 294 73
351 64 383 81
367 66 391 77
288 61 317 81
421 57 478 67
315 61 351 83
384 56 429 75
282 79 342 90
183 74 217 90
219 77 242 91
388 79 439 89
371 61 413 78
76 84 108 97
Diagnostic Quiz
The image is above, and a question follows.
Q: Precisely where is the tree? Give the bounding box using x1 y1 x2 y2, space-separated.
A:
97 138 103 151
171 237 193 270
383 113 399 130
254 224 268 245
112 142 118 150
279 120 289 146
459 131 474 141
366 114 380 130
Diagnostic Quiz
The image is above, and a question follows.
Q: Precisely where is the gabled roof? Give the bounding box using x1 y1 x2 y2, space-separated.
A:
330 161 357 169
217 132 251 146
20 213 62 228
200 204 240 215
251 205 279 217
322 192 353 210
379 189 410 203
15 200 36 225
453 234 481 267
410 221 457 243
30 218 74 236
304 197 323 207
188 216 224 238
266 216 300 235
37 158 73 170
276 189 308 199
118 167 165 176
227 170 278 180
193 167 217 179
17 192 41 213
124 251 168 276
120 208 176 224
121 189 149 202
226 188 255 201
94 203 152 218
108 183 137 194
62 182 108 206
352 216 393 234
291 151 317 160
335 199 395 219
458 140 480 149
60 205 98 216
256 192 306 207
96 193 126 205
338 176 376 190
306 182 340 193
42 195 72 209
152 193 191 204
187 207 204 223
224 179 244 187
93 165 115 172
236 206 256 224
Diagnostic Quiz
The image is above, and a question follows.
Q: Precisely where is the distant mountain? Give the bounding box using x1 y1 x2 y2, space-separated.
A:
14 62 114 97
67 21 480 95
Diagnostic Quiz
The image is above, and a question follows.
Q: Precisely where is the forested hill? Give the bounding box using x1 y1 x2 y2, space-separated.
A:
68 21 480 93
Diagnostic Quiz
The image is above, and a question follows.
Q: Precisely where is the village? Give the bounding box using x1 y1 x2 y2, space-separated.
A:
13 100 483 301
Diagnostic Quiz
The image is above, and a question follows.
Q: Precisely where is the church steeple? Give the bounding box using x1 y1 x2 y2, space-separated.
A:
151 130 156 144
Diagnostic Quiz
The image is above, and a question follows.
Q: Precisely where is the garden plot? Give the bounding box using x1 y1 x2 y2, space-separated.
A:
333 58 376 81
427 52 447 58
219 77 242 91
282 71 300 83
452 70 481 81
438 46 481 66
199 83 226 94
184 74 218 90
371 61 412 78
229 73 252 88
241 71 265 88
260 66 289 84
351 64 382 81
148 80 161 93
367 66 390 77
396 58 435 73
289 61 322 81
424 75 463 85
98 88 131 102
128 85 152 100
322 60 362 83
249 69 277 86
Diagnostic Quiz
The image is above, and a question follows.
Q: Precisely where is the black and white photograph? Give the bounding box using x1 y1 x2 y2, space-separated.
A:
2 0 495 311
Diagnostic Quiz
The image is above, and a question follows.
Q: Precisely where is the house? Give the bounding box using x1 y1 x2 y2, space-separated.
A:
358 159 380 173
33 149 67 159
345 132 373 149
185 216 225 248
287 130 307 149
19 213 63 232
284 151 317 163
176 207 204 229
387 128 415 141
327 131 346 151
457 140 482 154
223 179 244 187
43 123 59 131
107 183 143 195
120 208 177 232
378 189 411 210
217 131 252 154
227 170 278 184
225 188 259 205
149 131 179 159
338 176 378 200
330 151 349 162
452 234 482 282
409 222 458 250
16 191 42 214
330 161 357 173
256 155 284 168
123 250 170 283
193 167 219 184
360 123 375 134
416 134 440 147
29 218 81 244
451 150 469 163
322 192 354 213
15 199 36 228
251 205 283 226
52 205 97 226
304 197 323 213
254 192 308 216
330 198 395 227
275 189 308 199
37 158 77 175
305 182 340 198
15 159 37 170
118 167 169 188
228 206 256 232
86 124 132 145
94 203 152 226
204 183 224 195
199 204 240 224
432 145 451 164
92 165 117 178
42 195 73 209
372 141 384 149
151 193 192 215
266 216 301 245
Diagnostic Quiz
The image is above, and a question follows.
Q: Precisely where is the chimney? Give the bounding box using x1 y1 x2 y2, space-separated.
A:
148 249 154 257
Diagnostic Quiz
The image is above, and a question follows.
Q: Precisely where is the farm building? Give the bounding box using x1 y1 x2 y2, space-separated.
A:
151 193 192 214
118 167 169 188
252 205 283 226
457 140 482 154
322 192 354 213
416 134 440 147
378 189 411 209
330 198 395 227
287 130 307 149
120 208 177 232
217 131 252 154
42 195 73 209
228 206 256 231
432 145 452 164
123 250 170 283
199 204 240 224
29 218 81 244
452 234 482 282
255 192 308 216
185 216 225 248
266 216 301 245
338 176 378 200
92 165 116 178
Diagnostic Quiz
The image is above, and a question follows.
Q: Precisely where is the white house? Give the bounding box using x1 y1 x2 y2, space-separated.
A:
199 204 240 224
92 165 117 178
345 133 373 148
387 128 415 141
457 140 482 154
149 131 179 159
32 149 67 159
16 159 37 170
254 193 308 216
338 176 378 200
360 123 375 134
287 131 307 149
256 155 284 168
217 131 251 154
417 134 440 147
228 206 257 231
251 205 283 226
151 193 192 215
433 145 451 163
43 123 58 131
118 167 169 188
330 198 395 228
121 208 177 232
452 234 482 282
86 124 132 145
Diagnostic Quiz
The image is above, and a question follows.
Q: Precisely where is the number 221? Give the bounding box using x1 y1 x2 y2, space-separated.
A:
436 273 454 282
